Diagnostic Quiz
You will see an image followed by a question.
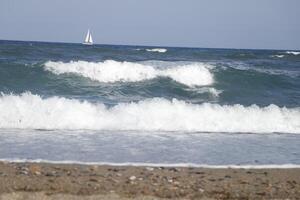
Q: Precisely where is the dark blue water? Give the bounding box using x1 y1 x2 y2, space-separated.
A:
0 40 299 165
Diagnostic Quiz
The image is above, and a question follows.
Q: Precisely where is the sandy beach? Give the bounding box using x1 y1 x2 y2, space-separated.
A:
0 161 299 199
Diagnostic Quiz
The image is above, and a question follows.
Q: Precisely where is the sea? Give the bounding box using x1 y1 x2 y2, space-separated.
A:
0 40 299 167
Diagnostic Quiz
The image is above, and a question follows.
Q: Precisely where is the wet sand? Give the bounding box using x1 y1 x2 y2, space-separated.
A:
0 162 299 199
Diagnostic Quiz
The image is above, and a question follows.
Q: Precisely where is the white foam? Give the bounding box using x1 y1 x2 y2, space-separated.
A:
1 159 300 169
161 65 213 86
45 60 157 82
0 93 299 133
146 48 167 53
184 87 223 97
208 88 222 97
44 60 214 86
286 51 300 55
271 55 285 58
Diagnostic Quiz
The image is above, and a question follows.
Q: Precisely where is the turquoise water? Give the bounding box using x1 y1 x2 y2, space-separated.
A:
0 40 299 165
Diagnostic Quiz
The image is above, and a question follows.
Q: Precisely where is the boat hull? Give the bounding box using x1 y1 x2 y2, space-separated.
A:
82 43 93 45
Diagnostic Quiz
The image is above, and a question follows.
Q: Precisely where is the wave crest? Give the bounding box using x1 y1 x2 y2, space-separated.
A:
271 55 285 58
146 48 167 53
44 60 214 86
0 93 299 133
286 51 300 56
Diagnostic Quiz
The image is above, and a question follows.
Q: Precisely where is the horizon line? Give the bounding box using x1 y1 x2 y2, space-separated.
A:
0 39 299 52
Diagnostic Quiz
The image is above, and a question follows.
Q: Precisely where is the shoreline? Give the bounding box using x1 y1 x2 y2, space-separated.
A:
1 159 300 169
0 161 299 199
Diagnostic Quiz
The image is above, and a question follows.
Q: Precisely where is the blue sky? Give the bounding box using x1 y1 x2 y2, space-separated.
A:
0 0 299 49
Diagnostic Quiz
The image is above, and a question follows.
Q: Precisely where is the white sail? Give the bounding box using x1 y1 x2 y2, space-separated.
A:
88 32 93 43
83 29 93 45
84 30 90 43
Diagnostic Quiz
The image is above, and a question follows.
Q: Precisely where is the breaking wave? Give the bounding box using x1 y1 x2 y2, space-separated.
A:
44 60 214 86
271 55 285 58
0 93 299 133
285 51 300 56
146 48 167 53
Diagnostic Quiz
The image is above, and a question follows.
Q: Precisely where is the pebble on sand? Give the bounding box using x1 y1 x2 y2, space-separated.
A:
129 176 136 181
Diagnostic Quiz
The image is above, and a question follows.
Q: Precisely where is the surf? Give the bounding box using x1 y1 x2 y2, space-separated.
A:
44 60 214 87
0 92 299 133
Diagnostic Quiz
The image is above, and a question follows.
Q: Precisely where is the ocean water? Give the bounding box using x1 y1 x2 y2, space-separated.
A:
0 40 300 166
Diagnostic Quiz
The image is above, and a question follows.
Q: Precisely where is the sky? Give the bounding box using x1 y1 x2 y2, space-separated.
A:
0 0 299 50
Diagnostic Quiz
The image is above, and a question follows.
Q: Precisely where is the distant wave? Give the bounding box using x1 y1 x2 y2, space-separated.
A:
224 63 300 78
270 51 300 58
133 48 167 53
146 48 167 53
0 92 299 133
271 55 285 58
285 51 300 56
44 60 214 87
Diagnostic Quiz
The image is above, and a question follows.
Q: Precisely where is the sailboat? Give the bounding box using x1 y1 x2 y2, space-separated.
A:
83 29 93 45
